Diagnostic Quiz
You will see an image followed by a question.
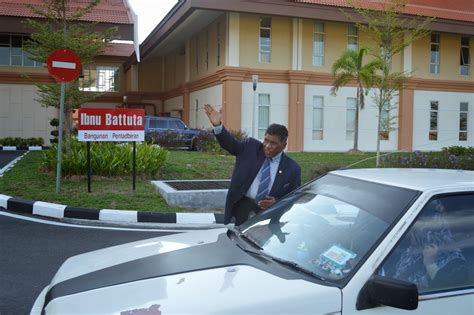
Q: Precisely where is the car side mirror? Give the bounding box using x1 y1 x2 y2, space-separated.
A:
356 275 418 311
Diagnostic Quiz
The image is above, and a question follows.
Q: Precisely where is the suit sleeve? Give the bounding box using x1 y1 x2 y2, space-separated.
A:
214 126 245 156
291 163 301 190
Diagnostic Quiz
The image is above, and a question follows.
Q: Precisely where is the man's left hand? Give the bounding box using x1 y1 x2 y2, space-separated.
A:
257 196 276 210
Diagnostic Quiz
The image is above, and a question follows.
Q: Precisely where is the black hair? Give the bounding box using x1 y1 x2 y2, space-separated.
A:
265 124 288 143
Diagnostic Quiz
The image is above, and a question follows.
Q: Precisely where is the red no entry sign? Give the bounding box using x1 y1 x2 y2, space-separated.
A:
47 49 82 82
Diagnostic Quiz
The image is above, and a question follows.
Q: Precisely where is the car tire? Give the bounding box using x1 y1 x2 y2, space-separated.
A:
190 138 200 151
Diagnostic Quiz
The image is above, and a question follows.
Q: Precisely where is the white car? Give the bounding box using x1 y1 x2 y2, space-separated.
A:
33 169 474 314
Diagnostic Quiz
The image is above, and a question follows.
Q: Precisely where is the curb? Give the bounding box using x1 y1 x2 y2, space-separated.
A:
0 146 48 151
0 194 225 225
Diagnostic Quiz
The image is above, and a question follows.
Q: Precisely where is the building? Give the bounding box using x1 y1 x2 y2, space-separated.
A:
124 0 473 152
1 0 473 151
0 0 134 144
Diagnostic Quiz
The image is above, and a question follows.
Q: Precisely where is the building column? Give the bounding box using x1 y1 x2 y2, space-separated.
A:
226 12 240 67
221 79 242 131
182 86 190 125
288 72 308 151
398 88 414 151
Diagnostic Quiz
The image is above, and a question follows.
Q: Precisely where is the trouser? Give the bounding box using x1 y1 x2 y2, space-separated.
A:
233 196 260 226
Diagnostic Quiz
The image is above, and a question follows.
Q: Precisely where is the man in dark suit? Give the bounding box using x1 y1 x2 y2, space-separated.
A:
204 104 301 225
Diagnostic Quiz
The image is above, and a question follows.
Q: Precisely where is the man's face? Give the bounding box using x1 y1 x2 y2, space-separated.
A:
263 133 286 158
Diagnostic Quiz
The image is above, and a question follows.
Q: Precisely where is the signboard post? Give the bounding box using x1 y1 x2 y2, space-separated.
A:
77 108 145 192
47 49 82 194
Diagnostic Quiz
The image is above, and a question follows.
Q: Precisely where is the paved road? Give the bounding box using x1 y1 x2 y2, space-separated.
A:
0 151 25 169
0 213 177 314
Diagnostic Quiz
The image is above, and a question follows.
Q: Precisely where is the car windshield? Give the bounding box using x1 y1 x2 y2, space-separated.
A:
239 173 419 284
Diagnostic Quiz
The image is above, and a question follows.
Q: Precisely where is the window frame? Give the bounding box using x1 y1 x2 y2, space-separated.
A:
312 95 324 140
258 93 271 139
430 33 440 74
459 102 468 141
460 37 470 76
429 101 439 141
346 97 357 141
347 24 358 51
0 33 43 67
259 17 272 63
312 22 325 66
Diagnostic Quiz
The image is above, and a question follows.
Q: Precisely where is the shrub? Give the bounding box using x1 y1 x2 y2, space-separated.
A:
380 150 474 170
442 145 474 156
0 137 44 146
41 139 168 177
196 128 248 154
145 131 187 148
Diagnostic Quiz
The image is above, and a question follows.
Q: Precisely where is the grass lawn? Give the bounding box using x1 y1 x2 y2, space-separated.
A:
0 150 377 212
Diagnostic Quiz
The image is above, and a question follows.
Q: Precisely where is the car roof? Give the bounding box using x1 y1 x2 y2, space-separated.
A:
330 168 474 191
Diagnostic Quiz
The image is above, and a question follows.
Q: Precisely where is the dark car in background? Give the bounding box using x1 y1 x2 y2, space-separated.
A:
144 116 202 150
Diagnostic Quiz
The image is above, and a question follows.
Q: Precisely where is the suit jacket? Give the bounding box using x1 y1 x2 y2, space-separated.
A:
215 126 301 224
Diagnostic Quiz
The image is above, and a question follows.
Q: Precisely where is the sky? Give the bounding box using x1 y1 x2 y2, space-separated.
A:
128 0 179 44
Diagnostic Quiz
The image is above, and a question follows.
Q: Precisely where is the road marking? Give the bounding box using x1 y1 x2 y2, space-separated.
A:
0 152 28 177
0 211 197 233
52 60 76 69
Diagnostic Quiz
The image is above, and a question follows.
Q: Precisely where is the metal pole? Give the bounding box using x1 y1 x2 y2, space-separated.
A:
55 82 66 193
252 90 256 138
87 141 91 193
132 141 136 191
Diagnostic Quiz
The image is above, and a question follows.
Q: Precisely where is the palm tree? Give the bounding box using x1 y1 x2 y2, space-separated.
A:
331 48 380 152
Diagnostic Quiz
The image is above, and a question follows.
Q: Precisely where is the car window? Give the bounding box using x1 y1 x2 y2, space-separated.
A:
149 119 167 129
378 194 474 294
240 174 419 284
169 120 185 129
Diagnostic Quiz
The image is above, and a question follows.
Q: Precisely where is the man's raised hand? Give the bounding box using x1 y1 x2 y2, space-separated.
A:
204 104 222 127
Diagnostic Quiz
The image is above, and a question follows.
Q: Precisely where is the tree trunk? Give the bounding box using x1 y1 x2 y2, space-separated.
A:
354 87 360 151
376 90 383 167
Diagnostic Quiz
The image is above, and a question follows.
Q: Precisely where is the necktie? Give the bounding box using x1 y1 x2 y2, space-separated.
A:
256 158 271 202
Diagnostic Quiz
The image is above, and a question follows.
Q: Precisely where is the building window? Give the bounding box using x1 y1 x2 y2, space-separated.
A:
80 66 119 92
347 24 358 51
460 37 470 76
312 96 324 140
346 98 356 141
217 23 221 66
258 94 270 139
259 17 271 63
313 22 325 66
459 102 468 141
429 101 438 141
379 105 390 141
430 33 440 74
0 34 42 67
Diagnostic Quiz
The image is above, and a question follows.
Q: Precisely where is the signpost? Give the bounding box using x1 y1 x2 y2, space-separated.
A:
46 49 82 193
77 108 145 192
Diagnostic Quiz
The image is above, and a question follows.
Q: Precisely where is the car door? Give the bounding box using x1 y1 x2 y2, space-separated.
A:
342 192 474 315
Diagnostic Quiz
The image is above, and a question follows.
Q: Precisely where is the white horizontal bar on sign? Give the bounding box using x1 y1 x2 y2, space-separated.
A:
52 61 76 69
78 130 144 142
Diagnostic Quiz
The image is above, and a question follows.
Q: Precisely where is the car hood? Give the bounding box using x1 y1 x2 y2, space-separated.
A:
42 228 341 314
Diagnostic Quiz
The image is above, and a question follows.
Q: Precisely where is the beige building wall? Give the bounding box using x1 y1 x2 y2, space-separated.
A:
412 33 473 81
239 14 292 70
0 84 55 144
138 57 163 92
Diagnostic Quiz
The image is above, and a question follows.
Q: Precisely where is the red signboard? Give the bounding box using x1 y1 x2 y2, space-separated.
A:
77 108 145 142
47 49 82 82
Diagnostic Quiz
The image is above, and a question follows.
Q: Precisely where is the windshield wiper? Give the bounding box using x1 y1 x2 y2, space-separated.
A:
269 256 326 282
228 227 263 250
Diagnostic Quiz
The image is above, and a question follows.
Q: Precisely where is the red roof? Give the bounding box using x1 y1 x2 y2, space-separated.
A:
295 0 474 22
0 0 133 24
